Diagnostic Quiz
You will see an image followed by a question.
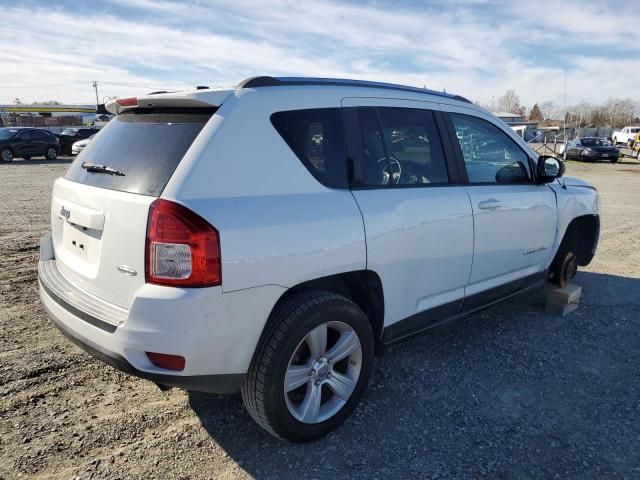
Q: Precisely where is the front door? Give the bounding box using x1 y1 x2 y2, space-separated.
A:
13 130 34 157
444 109 557 304
343 99 474 340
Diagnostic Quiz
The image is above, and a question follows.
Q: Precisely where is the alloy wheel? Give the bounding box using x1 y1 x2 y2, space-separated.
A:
284 321 362 424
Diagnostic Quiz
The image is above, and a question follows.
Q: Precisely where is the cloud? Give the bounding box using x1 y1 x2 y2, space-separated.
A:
0 0 638 109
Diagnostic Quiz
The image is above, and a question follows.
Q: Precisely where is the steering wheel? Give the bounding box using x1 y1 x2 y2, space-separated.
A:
377 156 401 185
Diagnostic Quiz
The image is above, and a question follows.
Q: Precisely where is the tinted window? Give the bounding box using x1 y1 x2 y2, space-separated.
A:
0 129 18 140
356 107 448 186
32 130 49 140
581 138 610 146
16 130 30 141
64 108 214 196
450 113 530 183
271 108 347 188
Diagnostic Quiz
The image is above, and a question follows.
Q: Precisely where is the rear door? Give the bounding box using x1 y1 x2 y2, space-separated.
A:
441 107 557 305
343 98 474 339
51 108 215 309
31 130 49 155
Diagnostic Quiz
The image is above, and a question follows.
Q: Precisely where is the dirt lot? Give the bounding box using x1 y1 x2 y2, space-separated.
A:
1 156 639 480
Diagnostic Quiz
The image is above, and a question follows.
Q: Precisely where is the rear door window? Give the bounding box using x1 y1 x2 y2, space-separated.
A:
270 108 347 188
64 108 215 196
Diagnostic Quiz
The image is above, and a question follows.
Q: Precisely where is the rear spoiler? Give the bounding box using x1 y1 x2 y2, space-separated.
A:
105 89 233 115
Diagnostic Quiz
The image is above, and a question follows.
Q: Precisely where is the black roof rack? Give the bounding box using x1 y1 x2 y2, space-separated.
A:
237 76 471 103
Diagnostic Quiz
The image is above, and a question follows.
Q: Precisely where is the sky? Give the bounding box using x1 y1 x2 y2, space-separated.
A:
1 0 639 109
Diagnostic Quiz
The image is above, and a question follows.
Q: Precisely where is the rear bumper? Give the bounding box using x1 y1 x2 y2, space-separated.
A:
42 293 244 393
38 233 285 393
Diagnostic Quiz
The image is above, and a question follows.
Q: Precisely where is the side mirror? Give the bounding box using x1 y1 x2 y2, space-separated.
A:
536 155 565 184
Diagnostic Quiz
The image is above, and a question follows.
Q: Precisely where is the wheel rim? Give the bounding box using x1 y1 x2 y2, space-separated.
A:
284 321 362 424
1 149 12 162
47 147 57 159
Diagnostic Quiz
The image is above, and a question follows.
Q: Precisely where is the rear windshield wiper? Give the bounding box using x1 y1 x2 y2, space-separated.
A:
81 162 125 176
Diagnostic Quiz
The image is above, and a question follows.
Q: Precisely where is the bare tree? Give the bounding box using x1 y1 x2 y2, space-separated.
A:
539 101 558 122
497 90 521 114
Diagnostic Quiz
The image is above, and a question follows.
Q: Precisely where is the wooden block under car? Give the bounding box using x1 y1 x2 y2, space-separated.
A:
546 283 582 305
545 283 582 317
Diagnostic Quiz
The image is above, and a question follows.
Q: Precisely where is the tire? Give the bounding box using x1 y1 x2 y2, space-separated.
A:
45 146 58 160
0 148 13 163
241 291 374 442
610 157 619 163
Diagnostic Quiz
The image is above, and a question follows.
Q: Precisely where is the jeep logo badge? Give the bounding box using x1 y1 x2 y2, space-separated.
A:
60 206 71 220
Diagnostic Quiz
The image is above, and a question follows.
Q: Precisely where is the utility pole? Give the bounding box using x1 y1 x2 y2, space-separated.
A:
92 81 99 106
563 68 567 141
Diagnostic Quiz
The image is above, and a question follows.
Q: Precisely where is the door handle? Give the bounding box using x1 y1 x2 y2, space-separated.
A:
478 199 502 210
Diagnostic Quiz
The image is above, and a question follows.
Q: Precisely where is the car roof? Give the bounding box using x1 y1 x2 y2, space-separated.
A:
107 76 477 114
236 76 472 103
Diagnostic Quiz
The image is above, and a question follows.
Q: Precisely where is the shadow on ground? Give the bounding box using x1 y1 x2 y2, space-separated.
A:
189 271 640 479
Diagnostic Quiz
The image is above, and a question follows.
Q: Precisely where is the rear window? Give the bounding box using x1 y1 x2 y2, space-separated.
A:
64 108 214 196
271 108 347 189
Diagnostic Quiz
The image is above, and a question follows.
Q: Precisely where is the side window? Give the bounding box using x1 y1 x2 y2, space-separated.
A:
271 108 347 189
17 131 30 141
356 107 448 186
450 113 530 184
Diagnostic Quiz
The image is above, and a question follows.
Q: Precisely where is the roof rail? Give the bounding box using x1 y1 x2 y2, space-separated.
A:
237 76 471 103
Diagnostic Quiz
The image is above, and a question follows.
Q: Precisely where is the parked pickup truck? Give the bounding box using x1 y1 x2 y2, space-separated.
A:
612 126 640 146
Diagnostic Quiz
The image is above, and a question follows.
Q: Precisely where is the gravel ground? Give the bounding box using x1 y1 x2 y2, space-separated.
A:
1 155 639 480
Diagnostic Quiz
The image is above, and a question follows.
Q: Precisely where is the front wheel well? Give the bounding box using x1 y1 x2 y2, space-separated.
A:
275 271 385 355
553 214 600 267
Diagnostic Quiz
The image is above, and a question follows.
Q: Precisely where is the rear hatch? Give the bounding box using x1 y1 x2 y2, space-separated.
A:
51 106 216 310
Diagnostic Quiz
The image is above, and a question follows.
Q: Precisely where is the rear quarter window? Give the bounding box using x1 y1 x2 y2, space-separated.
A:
64 108 215 196
271 108 348 189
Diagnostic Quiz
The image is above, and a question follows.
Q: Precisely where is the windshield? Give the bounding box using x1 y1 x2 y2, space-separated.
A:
64 108 215 196
61 128 78 135
581 138 610 146
0 129 18 141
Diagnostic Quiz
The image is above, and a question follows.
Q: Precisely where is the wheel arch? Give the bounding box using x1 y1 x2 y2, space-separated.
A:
552 214 600 268
270 270 386 355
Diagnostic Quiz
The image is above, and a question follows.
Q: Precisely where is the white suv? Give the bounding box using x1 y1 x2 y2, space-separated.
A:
39 77 600 442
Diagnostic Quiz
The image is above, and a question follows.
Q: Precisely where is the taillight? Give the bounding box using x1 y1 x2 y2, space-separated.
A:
116 97 138 107
146 199 221 287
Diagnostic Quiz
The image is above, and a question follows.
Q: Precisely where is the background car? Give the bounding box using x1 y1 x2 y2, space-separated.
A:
71 134 96 155
57 127 100 155
563 137 619 163
612 126 640 146
0 127 60 162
